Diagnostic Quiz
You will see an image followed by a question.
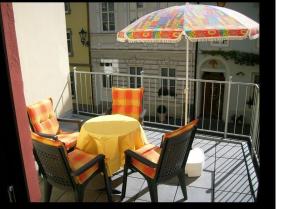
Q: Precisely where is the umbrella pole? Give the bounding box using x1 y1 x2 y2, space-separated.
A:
185 37 189 125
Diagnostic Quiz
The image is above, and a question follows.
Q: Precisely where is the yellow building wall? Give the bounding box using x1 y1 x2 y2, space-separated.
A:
65 3 93 108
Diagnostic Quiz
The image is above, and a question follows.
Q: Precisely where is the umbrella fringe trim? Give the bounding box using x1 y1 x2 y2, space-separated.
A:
187 35 249 42
117 35 258 43
121 37 183 43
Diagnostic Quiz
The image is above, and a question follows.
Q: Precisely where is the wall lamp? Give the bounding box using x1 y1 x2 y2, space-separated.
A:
79 28 89 47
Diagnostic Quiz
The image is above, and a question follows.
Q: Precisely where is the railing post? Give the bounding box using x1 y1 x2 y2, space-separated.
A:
184 37 189 125
73 67 79 114
141 70 144 111
224 76 232 139
141 70 144 87
252 86 260 158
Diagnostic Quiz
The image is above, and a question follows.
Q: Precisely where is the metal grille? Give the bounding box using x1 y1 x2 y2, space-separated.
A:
73 70 260 165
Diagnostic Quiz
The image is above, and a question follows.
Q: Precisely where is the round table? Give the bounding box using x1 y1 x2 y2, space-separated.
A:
76 114 148 176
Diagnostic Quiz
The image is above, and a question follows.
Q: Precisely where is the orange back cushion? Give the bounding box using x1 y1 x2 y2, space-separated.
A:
163 119 199 140
27 98 60 135
112 87 144 121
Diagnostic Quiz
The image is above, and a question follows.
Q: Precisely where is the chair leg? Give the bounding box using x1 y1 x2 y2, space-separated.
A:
178 170 188 200
147 180 158 202
102 165 113 202
121 162 129 200
43 180 52 202
74 186 84 202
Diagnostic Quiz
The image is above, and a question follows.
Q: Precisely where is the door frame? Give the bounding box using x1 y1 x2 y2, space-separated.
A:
0 3 41 202
196 56 230 121
200 71 226 120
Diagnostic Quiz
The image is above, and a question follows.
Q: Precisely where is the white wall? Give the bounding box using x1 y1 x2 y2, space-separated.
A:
13 3 72 116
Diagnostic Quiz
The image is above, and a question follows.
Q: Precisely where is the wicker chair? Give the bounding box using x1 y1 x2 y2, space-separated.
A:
27 97 83 151
105 87 146 123
121 119 200 202
31 132 112 202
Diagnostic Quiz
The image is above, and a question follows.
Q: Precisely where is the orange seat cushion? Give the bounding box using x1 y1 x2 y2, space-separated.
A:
131 144 160 179
27 98 59 135
57 132 78 150
31 131 64 148
68 149 99 184
112 87 144 121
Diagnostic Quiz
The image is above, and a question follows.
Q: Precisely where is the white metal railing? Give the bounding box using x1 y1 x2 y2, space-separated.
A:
73 70 260 164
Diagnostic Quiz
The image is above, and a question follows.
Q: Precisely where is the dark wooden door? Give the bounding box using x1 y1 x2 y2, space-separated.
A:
201 72 225 119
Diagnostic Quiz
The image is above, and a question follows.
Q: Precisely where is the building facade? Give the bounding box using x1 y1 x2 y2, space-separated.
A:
14 2 73 116
65 2 92 110
86 2 259 124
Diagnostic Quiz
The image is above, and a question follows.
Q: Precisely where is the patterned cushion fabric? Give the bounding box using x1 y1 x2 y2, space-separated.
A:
131 144 161 179
57 132 78 151
68 149 99 184
31 131 64 148
163 119 199 141
27 98 59 135
31 131 68 156
112 87 144 121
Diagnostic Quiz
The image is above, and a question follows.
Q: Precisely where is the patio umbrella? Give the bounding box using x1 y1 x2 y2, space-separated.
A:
117 3 259 124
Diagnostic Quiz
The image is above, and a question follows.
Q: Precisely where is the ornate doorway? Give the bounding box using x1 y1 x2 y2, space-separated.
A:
200 72 225 120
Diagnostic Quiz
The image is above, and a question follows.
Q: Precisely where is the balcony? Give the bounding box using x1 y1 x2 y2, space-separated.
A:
38 113 258 202
72 70 259 162
36 70 259 202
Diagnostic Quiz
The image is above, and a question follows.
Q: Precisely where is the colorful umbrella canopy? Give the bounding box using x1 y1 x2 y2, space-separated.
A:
117 3 259 43
117 3 259 125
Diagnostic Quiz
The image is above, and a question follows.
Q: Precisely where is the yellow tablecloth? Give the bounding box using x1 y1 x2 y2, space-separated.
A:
76 114 148 176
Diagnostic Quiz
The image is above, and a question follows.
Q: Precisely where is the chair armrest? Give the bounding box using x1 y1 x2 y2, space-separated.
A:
139 109 147 122
138 109 147 124
36 132 58 140
125 149 157 168
57 118 84 130
105 108 112 115
71 154 105 176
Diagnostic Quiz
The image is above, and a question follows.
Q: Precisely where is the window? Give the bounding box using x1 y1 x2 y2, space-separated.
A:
161 68 176 96
66 29 73 56
70 71 75 99
129 67 142 88
100 61 113 88
136 2 143 8
102 3 115 32
102 75 113 88
210 40 229 47
64 3 71 14
100 62 112 67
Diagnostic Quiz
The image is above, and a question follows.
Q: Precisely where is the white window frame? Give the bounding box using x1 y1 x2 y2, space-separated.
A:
129 67 143 88
66 29 73 56
100 60 113 88
161 68 176 96
101 2 115 32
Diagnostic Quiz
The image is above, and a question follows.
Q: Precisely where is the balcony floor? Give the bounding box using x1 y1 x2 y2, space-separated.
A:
38 114 258 202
